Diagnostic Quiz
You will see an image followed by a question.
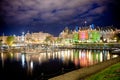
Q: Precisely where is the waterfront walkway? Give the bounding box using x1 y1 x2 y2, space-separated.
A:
86 62 120 80
49 56 120 80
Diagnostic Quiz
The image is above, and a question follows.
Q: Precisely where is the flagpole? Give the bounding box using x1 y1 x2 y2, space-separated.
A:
85 21 87 27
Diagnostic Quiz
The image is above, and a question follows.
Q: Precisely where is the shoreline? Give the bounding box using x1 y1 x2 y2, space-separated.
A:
49 56 120 80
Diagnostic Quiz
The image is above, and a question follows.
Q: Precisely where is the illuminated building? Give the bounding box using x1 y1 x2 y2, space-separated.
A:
59 27 73 44
73 30 79 43
78 30 88 41
90 30 100 42
0 26 119 45
25 32 52 44
59 26 118 43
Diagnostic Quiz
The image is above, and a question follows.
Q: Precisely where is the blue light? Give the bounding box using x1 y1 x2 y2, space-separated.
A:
90 24 94 29
91 24 94 29
75 26 79 32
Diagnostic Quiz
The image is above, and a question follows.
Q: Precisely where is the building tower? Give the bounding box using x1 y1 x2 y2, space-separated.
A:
21 32 25 42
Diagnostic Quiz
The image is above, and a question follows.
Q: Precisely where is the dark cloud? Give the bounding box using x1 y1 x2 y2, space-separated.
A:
0 0 111 24
0 0 119 36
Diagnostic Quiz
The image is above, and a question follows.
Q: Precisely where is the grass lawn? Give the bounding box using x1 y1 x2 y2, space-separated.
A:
86 62 120 80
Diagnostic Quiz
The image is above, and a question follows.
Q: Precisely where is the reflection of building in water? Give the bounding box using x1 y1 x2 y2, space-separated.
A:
31 49 110 67
21 54 34 74
21 54 25 67
74 50 79 66
1 53 4 67
79 50 89 67
102 50 111 61
24 49 115 68
0 50 119 74
73 50 112 67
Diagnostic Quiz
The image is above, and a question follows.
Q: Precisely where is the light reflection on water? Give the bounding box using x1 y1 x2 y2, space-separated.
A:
0 49 118 79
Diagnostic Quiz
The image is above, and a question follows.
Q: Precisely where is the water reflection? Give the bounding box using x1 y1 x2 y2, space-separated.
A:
21 54 25 67
1 52 4 67
0 49 118 75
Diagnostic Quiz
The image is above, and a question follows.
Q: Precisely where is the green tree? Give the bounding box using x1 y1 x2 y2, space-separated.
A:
56 37 62 43
73 32 79 43
6 36 15 46
45 35 53 43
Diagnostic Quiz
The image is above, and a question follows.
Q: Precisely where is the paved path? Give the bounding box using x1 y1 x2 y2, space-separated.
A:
49 56 120 80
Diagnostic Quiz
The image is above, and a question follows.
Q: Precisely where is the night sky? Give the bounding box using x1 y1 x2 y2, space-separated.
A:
0 0 120 36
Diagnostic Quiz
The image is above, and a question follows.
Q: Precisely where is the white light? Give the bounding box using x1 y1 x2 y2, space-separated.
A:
30 61 33 69
104 39 106 41
21 54 25 67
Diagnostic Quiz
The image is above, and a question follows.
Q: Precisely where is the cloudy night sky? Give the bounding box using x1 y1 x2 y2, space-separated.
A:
0 0 120 36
